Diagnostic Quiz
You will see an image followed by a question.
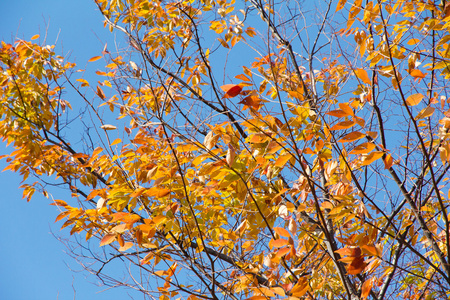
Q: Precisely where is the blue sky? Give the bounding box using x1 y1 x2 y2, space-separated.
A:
0 1 141 299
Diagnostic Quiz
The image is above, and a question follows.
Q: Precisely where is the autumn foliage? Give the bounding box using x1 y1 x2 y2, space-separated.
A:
2 0 450 299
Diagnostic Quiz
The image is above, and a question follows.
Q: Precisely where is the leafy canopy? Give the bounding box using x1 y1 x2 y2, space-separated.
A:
2 0 450 299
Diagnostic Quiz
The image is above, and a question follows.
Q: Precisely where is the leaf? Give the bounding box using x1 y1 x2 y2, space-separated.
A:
339 103 354 117
273 227 291 238
203 131 217 150
355 68 371 85
336 0 347 12
326 109 349 118
226 144 236 165
349 142 376 154
347 256 367 275
235 74 251 82
100 233 116 246
290 277 308 297
338 131 365 143
31 34 40 40
88 56 102 62
76 78 89 87
101 124 117 130
405 93 423 106
111 138 122 146
360 151 384 166
384 154 393 169
274 153 293 168
119 242 133 252
361 277 375 299
96 197 107 209
96 86 106 100
270 238 289 248
239 95 265 110
415 106 435 120
221 84 242 98
410 69 426 79
330 120 356 131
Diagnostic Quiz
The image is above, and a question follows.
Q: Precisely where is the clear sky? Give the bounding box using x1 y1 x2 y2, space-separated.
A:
0 1 141 299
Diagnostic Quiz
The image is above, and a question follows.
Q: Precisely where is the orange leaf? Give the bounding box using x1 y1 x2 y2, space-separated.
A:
88 55 102 62
383 154 393 169
339 103 354 117
405 93 423 106
361 245 379 257
326 109 349 118
239 95 265 110
410 69 426 79
355 68 371 85
275 247 291 259
360 151 384 166
347 256 367 275
270 238 289 248
96 86 106 100
349 142 376 154
235 74 251 82
221 84 243 98
100 233 116 246
415 106 435 120
119 242 133 252
330 120 356 131
290 277 309 297
361 277 375 299
31 34 40 40
336 0 347 11
274 227 291 238
274 153 292 168
50 199 68 207
338 131 365 143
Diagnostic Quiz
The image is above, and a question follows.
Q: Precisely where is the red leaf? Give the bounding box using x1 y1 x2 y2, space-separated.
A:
221 84 242 98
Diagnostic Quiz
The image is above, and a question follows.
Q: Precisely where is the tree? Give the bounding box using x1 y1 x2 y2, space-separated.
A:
2 0 450 298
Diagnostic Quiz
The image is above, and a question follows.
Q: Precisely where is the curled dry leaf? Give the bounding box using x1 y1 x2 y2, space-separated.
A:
101 124 117 130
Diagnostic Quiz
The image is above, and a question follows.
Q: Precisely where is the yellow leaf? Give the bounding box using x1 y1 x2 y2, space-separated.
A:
76 78 89 87
111 138 122 146
405 93 423 106
31 34 40 40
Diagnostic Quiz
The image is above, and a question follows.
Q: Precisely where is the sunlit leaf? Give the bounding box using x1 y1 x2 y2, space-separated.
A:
405 93 423 106
88 55 102 62
221 84 243 98
100 233 116 246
